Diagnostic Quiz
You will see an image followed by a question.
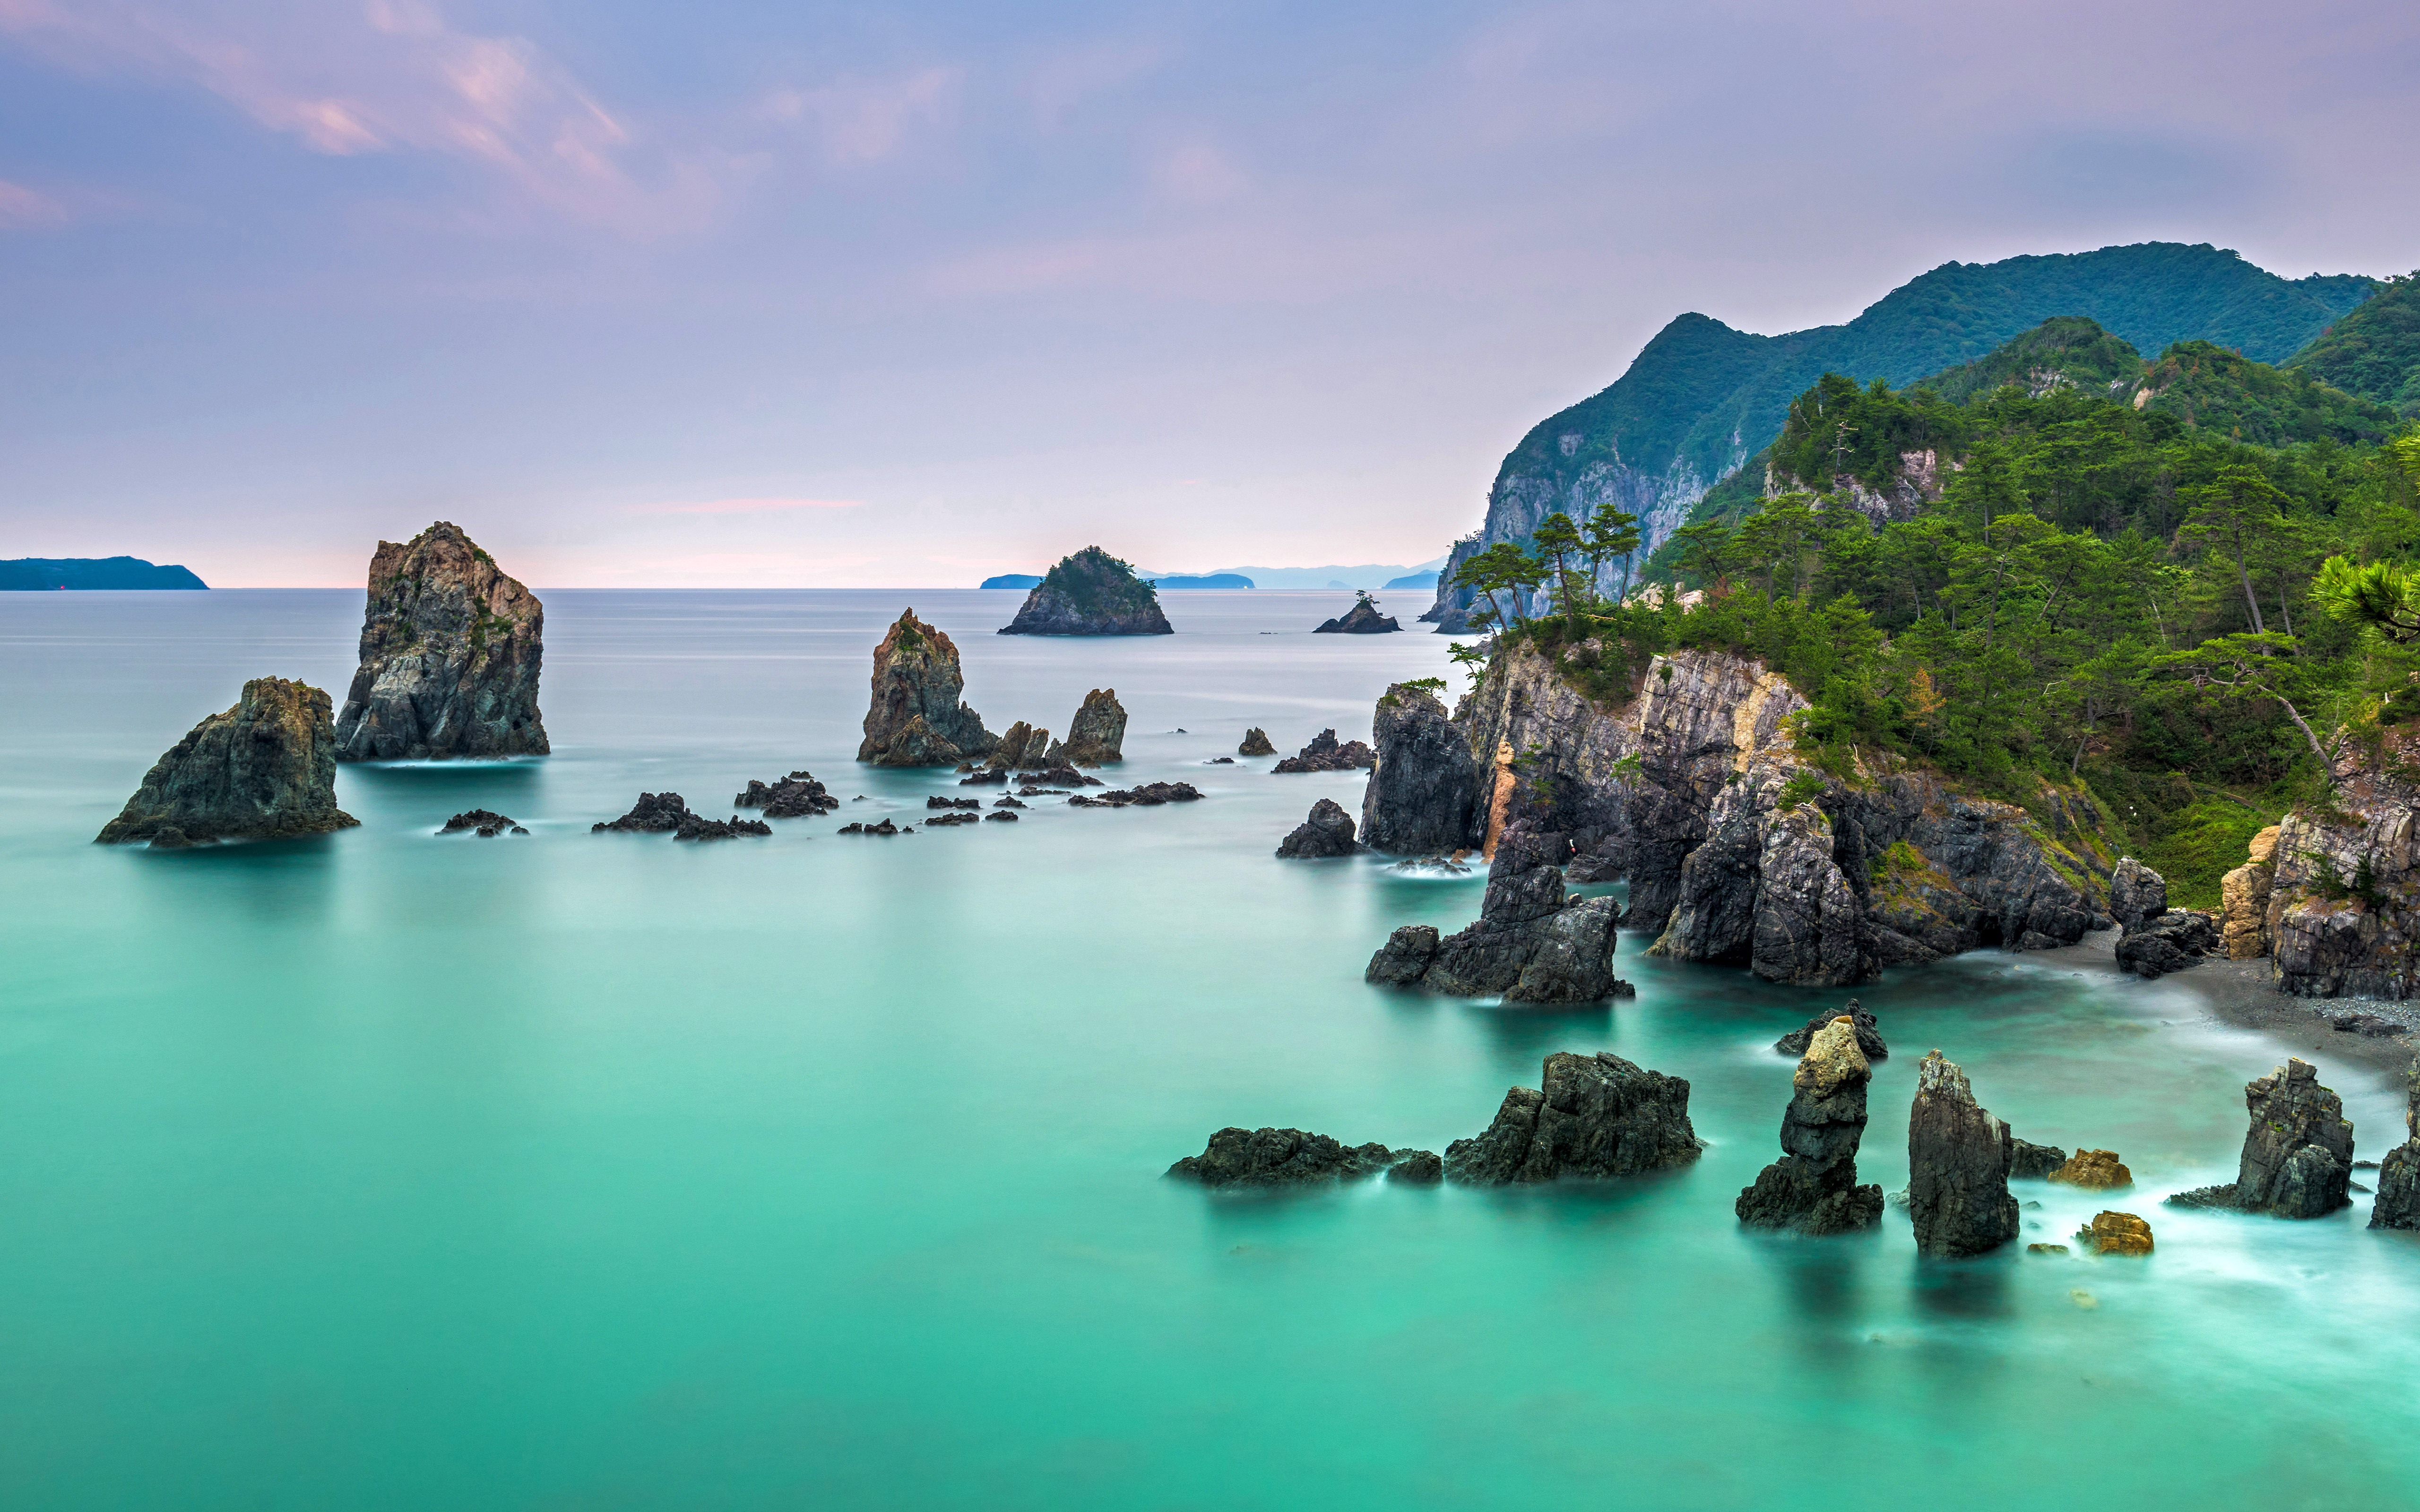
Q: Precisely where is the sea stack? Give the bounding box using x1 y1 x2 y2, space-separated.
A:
1735 1016 1884 1235
334 521 548 760
858 610 999 767
1047 689 1126 766
1359 682 1480 853
2369 1055 2420 1230
1276 798 1363 858
1443 1051 1702 1185
97 678 359 845
1238 728 1276 757
2169 1058 2353 1218
1906 1050 2020 1257
998 547 1174 636
1313 596 1401 633
1365 826 1625 1002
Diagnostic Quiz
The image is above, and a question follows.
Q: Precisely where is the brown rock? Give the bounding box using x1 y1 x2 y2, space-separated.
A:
2048 1148 2133 1190
2221 824 2281 960
857 610 996 766
1239 727 1276 756
2076 1211 2154 1255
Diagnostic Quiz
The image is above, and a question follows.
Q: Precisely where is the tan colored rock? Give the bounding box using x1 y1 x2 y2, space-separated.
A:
2246 825 2280 865
2048 1148 2133 1190
2221 861 2275 959
2077 1211 2153 1255
1793 1017 1870 1100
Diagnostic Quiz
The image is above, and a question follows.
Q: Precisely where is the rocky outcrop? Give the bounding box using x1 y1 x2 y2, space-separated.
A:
437 809 525 836
999 547 1174 636
858 610 997 766
1239 728 1275 756
2221 826 2280 958
675 813 771 841
1774 999 1887 1059
736 771 839 817
1277 799 1362 858
981 722 1053 772
2077 1211 2154 1255
1047 689 1125 766
590 791 763 838
1068 782 1202 808
2010 1139 2069 1179
1443 1051 1702 1184
1736 1016 1884 1234
2049 1149 2132 1189
2370 1056 2420 1231
2267 739 2420 997
334 521 548 761
1273 730 1376 773
1658 788 1871 985
2169 1059 2353 1218
2109 857 2167 928
1167 1127 1435 1186
1906 1051 2020 1257
1314 599 1400 634
2115 909 2221 978
1364 827 1626 1002
98 678 360 845
1359 683 1480 854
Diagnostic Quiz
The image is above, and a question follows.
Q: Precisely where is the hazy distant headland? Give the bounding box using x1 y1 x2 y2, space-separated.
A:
1 557 207 591
981 558 1445 591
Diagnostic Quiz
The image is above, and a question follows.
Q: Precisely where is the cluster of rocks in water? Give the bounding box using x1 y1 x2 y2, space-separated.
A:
1069 782 1202 808
591 791 771 841
437 809 526 836
2166 1058 2355 1218
736 772 839 818
2109 858 2222 979
1272 729 1377 773
1365 826 1628 1003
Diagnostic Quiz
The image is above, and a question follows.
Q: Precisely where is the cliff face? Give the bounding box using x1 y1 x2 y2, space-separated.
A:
335 522 548 761
859 610 998 766
1359 641 2114 986
99 678 359 844
2263 740 2420 997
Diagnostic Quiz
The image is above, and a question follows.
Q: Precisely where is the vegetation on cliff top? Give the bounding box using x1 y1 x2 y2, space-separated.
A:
1037 547 1163 616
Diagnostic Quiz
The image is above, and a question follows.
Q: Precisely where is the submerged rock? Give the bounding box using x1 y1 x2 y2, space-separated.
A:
1016 765 1103 789
2049 1149 2132 1190
2370 1056 2420 1231
98 677 360 844
1167 1127 1430 1186
1736 1016 1884 1235
857 610 998 767
1774 998 1887 1060
2169 1058 2353 1218
1360 682 1481 855
1069 782 1203 808
1364 827 1627 1002
1273 729 1377 773
437 808 523 836
1443 1051 1702 1185
1238 728 1276 756
2009 1139 2070 1180
999 547 1174 636
593 792 692 833
2116 909 2220 979
2109 857 2167 929
838 818 902 836
1277 798 1363 858
674 813 771 841
736 771 839 817
1906 1050 2021 1258
1313 598 1400 634
334 521 548 761
2076 1211 2155 1255
927 797 982 810
1047 689 1127 766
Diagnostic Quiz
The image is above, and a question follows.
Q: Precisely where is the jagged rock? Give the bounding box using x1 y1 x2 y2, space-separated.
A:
1366 925 1440 985
858 610 997 767
1774 999 1887 1059
981 722 1053 772
1068 782 1203 808
2077 1211 2154 1255
98 678 360 844
2116 908 2220 978
838 818 902 836
1167 1127 1403 1186
1735 1017 1884 1234
1906 1050 2020 1257
1046 689 1126 766
437 808 522 836
675 813 770 841
2221 826 2279 959
2010 1139 2070 1180
994 796 1028 809
593 792 692 833
925 812 980 827
1016 765 1102 789
2170 1058 2353 1218
1360 683 1480 854
985 810 1018 822
2049 1149 2132 1189
999 547 1174 636
1443 1051 1702 1184
927 796 981 810
2265 742 2420 997
334 521 548 761
2109 858 2167 929
1239 728 1276 756
1273 729 1377 773
1390 1148 1443 1184
2371 1056 2420 1230
1653 770 1872 986
960 769 1008 786
1364 827 1626 1001
1314 598 1400 634
1277 798 1363 858
736 771 838 817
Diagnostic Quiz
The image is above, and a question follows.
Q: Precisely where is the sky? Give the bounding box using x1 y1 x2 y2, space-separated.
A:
3 1 2418 588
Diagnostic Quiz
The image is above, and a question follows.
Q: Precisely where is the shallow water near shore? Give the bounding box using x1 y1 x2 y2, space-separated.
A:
2 588 2417 1511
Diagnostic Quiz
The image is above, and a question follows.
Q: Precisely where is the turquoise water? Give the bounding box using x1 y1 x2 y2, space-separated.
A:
2 589 2416 1510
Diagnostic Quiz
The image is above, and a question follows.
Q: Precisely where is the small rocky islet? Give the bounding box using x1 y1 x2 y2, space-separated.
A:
96 676 360 846
1312 596 1400 634
997 547 1174 636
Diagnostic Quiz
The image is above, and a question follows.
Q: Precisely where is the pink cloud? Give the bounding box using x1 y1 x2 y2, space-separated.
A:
0 178 68 227
627 497 863 515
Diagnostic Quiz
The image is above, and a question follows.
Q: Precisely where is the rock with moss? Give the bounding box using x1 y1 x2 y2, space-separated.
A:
1736 1016 1884 1234
858 610 998 767
1774 999 1887 1059
998 547 1173 636
334 521 549 760
1238 727 1276 756
98 678 360 844
1314 597 1400 633
1444 1050 1702 1185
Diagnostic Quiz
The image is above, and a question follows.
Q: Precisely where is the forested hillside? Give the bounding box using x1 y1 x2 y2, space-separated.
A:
2286 273 2420 417
1449 316 2420 904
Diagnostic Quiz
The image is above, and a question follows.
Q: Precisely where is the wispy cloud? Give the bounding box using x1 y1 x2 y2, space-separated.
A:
761 67 961 168
626 497 864 515
0 178 69 227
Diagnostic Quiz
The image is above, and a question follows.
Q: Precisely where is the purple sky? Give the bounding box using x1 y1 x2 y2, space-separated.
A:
3 0 2417 587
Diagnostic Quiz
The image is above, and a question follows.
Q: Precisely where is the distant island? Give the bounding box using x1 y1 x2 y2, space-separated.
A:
1148 573 1253 590
999 547 1175 636
1 557 207 590
981 560 1445 590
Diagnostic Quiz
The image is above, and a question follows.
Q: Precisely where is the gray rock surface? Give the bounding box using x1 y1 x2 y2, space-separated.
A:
2110 858 2168 929
1359 682 1481 854
2169 1058 2354 1218
999 547 1174 636
1774 999 1887 1060
1906 1050 2021 1257
1273 729 1377 773
98 677 360 844
1046 689 1126 766
857 610 997 766
2370 1055 2420 1231
1238 728 1276 756
1167 1127 1428 1186
1277 798 1363 858
736 771 839 818
981 722 1053 771
1443 1051 1702 1185
334 521 549 760
2009 1138 2070 1180
1364 827 1627 1001
1736 1016 1884 1234
2116 908 2220 979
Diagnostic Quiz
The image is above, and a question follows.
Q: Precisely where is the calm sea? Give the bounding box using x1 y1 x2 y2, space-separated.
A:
0 588 2414 1510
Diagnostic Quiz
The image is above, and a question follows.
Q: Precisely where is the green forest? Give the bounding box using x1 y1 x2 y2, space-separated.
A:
1453 311 2420 906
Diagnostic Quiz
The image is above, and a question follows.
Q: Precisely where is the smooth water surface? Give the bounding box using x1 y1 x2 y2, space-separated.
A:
2 589 2415 1510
